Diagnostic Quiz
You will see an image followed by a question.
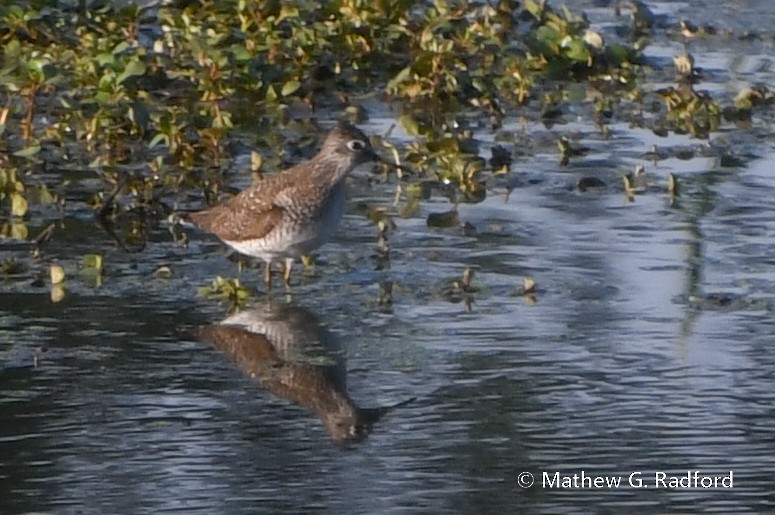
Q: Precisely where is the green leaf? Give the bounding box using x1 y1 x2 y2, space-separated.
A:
563 37 591 63
96 53 116 67
82 254 103 271
13 145 41 158
535 25 563 45
117 59 146 84
523 0 545 20
281 80 301 97
149 133 168 148
50 264 66 285
112 41 131 55
387 66 413 92
230 44 252 62
265 85 278 103
398 113 420 136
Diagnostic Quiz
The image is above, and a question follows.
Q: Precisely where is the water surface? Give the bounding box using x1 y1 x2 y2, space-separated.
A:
2 0 775 512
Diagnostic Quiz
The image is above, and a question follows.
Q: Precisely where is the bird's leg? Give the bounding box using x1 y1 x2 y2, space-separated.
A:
264 260 272 289
282 258 294 289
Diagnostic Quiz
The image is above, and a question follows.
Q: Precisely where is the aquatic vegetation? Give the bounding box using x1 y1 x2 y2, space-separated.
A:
667 173 679 197
49 263 65 285
436 267 480 311
516 277 537 304
622 163 647 196
0 164 28 212
197 276 251 308
557 136 589 166
0 0 649 218
48 263 66 302
655 84 720 138
0 0 772 300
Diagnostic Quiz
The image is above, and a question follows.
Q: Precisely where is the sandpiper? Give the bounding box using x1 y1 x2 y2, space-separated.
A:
186 121 377 288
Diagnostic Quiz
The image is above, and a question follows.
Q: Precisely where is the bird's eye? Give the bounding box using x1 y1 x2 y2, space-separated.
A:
347 139 366 151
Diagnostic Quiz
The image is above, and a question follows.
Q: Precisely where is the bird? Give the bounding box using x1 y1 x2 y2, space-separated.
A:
185 121 377 289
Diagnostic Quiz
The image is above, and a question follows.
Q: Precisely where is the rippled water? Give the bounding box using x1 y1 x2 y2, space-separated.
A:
3 0 775 513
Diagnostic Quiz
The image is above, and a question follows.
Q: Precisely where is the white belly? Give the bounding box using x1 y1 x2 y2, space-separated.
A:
224 182 347 261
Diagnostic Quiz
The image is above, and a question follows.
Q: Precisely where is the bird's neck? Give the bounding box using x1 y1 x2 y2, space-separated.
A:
312 153 354 186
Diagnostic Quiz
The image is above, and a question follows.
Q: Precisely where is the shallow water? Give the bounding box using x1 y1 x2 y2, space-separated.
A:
3 0 775 513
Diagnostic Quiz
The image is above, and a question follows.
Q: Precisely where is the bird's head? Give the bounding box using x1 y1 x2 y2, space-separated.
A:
320 120 377 167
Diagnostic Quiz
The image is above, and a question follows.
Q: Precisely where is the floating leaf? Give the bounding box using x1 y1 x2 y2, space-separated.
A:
50 264 66 285
10 192 28 217
153 266 172 279
82 254 104 272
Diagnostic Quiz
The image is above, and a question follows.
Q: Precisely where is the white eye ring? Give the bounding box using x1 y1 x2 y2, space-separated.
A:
347 139 366 151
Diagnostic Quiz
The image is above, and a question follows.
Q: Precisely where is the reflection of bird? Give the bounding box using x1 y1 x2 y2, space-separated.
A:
195 303 413 445
185 122 377 289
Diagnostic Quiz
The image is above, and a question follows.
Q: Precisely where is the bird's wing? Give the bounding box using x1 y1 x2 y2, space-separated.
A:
188 181 286 242
188 162 316 242
193 202 286 243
